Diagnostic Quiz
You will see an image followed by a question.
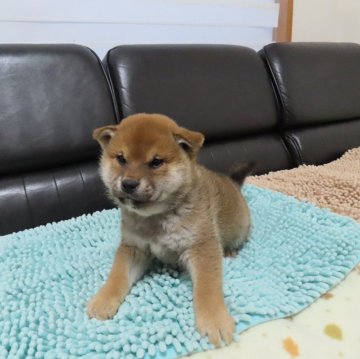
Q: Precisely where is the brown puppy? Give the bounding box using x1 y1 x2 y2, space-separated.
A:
87 113 251 346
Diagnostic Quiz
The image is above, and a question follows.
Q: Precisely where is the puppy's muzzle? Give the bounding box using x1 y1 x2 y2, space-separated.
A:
121 179 140 194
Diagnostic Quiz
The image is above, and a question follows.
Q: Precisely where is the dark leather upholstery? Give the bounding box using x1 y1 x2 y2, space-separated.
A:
0 45 118 235
2 42 359 235
285 120 360 166
0 44 118 175
262 42 360 126
105 45 279 139
105 45 293 174
0 161 113 235
199 135 293 175
262 42 360 165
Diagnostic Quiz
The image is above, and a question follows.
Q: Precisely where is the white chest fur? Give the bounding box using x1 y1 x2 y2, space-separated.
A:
151 220 193 264
123 205 194 265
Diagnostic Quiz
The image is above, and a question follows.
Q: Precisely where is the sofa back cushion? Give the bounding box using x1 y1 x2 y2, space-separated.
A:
262 42 360 165
105 44 294 174
0 44 118 175
0 45 118 235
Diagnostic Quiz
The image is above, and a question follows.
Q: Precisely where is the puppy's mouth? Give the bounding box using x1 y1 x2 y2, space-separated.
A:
119 197 147 206
117 193 155 207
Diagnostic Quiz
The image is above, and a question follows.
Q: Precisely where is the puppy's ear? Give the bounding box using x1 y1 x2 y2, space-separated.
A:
93 125 117 149
174 127 205 157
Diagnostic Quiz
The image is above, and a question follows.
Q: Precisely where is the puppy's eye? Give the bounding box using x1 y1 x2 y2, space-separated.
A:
116 154 127 165
149 158 164 169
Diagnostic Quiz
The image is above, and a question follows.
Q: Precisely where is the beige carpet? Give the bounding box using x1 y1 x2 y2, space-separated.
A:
247 147 360 222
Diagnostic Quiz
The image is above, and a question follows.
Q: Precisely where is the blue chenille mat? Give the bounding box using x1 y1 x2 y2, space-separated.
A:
1 185 360 359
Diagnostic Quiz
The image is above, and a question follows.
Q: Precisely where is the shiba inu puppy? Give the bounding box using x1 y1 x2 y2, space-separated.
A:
87 113 252 346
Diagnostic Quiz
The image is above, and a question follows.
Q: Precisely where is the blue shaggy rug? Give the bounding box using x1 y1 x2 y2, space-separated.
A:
0 185 359 359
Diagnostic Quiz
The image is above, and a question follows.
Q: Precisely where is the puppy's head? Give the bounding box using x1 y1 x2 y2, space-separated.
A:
93 113 204 216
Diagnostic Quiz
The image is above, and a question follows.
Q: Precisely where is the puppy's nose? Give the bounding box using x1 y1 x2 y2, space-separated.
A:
122 179 140 194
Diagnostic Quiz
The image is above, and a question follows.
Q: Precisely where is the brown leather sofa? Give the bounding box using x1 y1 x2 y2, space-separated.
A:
1 42 359 235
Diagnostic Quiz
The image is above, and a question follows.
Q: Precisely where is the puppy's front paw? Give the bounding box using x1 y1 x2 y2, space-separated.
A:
87 291 121 320
196 308 235 347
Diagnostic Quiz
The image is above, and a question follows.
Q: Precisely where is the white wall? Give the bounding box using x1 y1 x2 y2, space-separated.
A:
338 0 360 42
292 0 360 43
0 0 278 57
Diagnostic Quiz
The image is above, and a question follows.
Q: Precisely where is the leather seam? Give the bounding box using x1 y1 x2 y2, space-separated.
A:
278 134 295 167
104 47 127 120
284 133 303 165
259 49 283 130
21 177 34 227
262 47 290 128
85 46 121 124
52 173 65 215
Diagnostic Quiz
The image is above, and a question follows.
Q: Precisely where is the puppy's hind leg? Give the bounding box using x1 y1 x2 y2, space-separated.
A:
223 240 244 258
87 243 151 320
223 224 250 258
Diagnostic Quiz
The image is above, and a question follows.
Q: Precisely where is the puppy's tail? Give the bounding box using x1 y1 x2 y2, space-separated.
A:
229 161 255 186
